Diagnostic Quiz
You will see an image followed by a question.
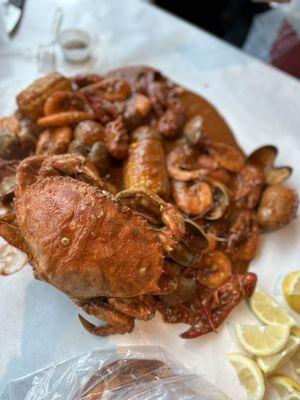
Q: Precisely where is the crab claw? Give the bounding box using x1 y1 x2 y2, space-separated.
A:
117 190 209 266
116 189 185 241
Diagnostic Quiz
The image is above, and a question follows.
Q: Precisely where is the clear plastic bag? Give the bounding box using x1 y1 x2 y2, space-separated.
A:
0 347 231 400
243 2 300 78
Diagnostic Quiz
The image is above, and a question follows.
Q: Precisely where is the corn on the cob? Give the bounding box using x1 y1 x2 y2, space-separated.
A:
16 72 72 121
124 126 170 199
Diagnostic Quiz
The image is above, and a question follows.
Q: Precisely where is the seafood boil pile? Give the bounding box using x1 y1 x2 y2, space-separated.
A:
0 67 297 339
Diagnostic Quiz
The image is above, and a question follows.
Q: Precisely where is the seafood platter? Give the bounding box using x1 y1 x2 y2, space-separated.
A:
0 66 297 341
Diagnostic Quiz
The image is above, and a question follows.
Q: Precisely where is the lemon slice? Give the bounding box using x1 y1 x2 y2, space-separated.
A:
283 272 300 313
227 353 265 400
256 335 300 374
249 287 296 327
234 323 290 356
269 374 300 399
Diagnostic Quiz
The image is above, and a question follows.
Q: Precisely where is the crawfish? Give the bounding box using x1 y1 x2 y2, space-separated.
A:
124 125 170 199
181 273 257 338
104 116 128 160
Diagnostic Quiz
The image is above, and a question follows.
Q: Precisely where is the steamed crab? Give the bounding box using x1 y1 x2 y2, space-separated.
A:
0 153 209 336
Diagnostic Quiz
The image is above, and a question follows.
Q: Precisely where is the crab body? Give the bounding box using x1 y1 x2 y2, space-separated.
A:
15 176 164 299
5 154 205 335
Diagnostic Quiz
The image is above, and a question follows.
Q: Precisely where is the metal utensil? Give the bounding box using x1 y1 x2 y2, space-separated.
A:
3 0 25 36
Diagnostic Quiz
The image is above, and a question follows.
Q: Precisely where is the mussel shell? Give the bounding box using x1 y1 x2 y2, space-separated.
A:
265 166 292 185
88 141 111 176
248 145 277 168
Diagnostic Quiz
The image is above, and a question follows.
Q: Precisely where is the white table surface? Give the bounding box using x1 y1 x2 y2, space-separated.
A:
0 0 300 398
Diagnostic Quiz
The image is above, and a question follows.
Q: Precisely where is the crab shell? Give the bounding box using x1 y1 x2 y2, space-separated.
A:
15 176 164 299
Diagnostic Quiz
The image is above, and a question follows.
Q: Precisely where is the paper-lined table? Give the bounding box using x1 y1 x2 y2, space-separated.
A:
0 0 300 398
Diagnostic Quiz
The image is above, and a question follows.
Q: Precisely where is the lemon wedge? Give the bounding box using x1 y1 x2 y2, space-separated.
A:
269 374 300 399
291 348 300 375
249 287 296 327
256 335 300 374
234 323 290 356
283 271 300 313
227 353 265 400
292 327 300 337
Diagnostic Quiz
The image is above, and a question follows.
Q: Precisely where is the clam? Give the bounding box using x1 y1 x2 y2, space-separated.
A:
183 115 203 145
205 181 230 220
169 219 209 267
257 185 298 230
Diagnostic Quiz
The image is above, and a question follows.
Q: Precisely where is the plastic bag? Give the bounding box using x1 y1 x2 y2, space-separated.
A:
243 2 300 78
0 347 231 400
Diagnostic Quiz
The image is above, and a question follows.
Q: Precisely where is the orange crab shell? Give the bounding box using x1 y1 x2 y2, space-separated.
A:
15 176 164 299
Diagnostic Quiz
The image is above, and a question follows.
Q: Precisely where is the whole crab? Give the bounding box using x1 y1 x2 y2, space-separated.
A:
0 153 207 336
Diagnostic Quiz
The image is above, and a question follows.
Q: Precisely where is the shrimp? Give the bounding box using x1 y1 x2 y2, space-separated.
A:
171 180 213 216
196 250 232 289
37 111 95 127
80 77 131 101
166 142 208 181
43 90 92 116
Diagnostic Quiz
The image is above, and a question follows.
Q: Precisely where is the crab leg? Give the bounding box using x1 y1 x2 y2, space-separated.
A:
78 299 134 336
108 297 155 321
0 220 30 257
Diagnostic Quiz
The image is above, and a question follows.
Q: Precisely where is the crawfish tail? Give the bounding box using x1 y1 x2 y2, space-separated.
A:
124 126 170 199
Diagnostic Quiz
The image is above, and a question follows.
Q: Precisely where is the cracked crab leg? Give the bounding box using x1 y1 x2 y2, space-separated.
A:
78 299 134 336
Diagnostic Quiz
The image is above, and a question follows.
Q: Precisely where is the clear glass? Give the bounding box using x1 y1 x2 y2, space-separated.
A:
59 28 92 63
